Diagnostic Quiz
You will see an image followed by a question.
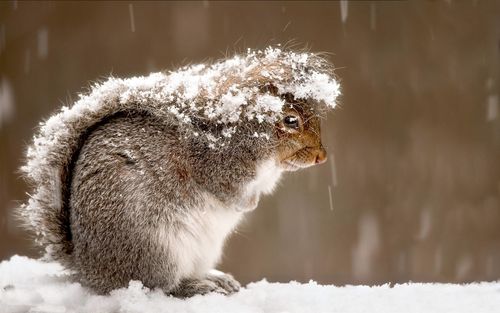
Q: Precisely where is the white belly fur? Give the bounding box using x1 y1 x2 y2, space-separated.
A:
158 194 241 279
158 158 283 279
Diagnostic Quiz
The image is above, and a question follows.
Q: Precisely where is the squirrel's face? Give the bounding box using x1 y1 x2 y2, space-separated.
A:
275 96 327 172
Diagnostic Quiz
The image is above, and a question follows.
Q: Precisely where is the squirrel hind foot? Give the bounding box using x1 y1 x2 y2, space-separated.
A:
206 271 241 293
170 273 240 298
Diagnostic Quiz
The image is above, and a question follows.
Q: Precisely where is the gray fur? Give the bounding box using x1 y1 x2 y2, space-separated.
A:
69 113 268 294
19 48 339 296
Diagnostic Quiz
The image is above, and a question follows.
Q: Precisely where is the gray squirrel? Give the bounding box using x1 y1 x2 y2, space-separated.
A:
19 47 340 297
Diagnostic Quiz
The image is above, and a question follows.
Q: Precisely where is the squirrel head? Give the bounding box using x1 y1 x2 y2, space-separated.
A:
274 92 327 172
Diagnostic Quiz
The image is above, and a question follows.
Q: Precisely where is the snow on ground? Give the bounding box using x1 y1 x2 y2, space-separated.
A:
1 256 499 313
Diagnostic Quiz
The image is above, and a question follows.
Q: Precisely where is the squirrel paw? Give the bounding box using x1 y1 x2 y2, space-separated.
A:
171 274 239 298
236 192 260 212
206 270 241 294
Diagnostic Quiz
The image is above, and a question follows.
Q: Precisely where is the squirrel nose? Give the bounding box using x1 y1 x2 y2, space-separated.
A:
315 146 327 164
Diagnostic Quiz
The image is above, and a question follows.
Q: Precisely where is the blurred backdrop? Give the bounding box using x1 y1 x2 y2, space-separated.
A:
0 1 499 285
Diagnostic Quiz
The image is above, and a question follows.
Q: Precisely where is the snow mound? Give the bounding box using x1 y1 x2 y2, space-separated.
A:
1 256 499 313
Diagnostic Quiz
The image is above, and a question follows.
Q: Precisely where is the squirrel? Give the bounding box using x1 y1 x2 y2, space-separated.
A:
18 47 340 297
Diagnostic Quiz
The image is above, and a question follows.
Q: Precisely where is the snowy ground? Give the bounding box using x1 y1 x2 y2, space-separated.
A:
1 256 499 313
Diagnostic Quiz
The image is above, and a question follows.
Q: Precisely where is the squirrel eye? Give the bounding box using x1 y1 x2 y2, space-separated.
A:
283 115 300 129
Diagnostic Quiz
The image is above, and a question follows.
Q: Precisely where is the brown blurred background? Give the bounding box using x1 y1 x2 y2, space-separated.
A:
0 1 499 285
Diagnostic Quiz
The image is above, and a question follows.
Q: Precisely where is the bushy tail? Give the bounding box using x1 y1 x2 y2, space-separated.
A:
19 73 171 264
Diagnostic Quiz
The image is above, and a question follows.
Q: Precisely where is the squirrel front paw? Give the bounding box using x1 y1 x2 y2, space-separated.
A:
236 192 260 212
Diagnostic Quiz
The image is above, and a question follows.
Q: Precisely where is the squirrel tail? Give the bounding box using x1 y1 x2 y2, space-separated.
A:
19 73 169 264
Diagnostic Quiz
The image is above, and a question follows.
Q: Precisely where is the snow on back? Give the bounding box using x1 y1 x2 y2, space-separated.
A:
33 47 339 152
1 256 500 313
23 46 340 182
